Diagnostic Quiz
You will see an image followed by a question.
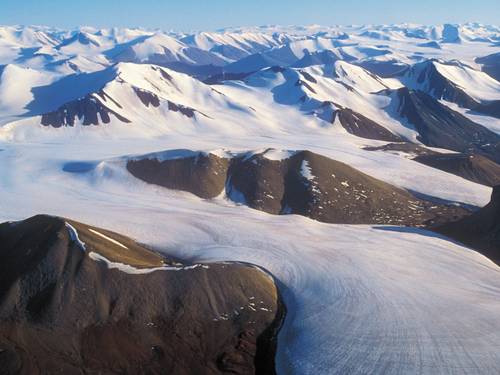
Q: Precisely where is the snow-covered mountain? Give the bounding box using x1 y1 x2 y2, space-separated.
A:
1 24 500 375
399 59 500 115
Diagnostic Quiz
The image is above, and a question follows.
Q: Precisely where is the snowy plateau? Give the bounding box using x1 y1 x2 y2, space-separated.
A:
1 23 500 374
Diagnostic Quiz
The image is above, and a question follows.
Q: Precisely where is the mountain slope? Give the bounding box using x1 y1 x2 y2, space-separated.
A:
414 153 500 187
181 31 286 62
1 23 500 375
107 33 226 77
476 52 500 81
0 64 53 123
365 142 500 187
0 215 283 375
388 87 500 162
28 63 249 131
400 59 500 118
236 64 407 141
436 186 500 265
126 148 467 226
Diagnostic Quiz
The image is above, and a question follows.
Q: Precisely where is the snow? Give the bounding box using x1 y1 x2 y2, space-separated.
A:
440 101 500 134
87 228 129 249
88 251 207 274
2 159 498 373
433 61 500 101
65 222 86 251
194 225 500 375
1 23 500 375
240 148 297 161
110 32 226 67
332 60 402 92
225 176 247 204
260 149 293 161
400 59 500 103
181 31 283 62
120 33 186 62
0 64 54 124
300 160 314 180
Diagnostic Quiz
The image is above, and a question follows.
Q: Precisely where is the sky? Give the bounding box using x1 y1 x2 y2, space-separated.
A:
1 0 499 31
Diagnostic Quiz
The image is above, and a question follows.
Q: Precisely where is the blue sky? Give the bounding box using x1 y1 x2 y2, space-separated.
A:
1 0 498 30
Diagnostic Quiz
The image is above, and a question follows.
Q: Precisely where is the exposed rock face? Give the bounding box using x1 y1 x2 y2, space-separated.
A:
41 91 131 127
227 150 466 226
333 107 405 142
132 87 200 118
134 87 161 107
127 151 229 199
127 149 468 226
393 88 500 163
436 186 500 265
401 60 500 119
476 52 500 81
0 215 283 375
404 61 478 108
474 99 500 119
365 143 500 187
204 71 254 85
167 101 198 118
363 142 439 157
313 101 404 142
414 153 500 187
40 66 204 128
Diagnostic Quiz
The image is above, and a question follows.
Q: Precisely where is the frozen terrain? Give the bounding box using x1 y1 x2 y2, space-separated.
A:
1 23 500 374
0 133 499 374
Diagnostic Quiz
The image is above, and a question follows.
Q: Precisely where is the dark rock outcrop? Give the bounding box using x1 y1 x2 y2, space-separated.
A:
364 142 439 156
167 100 198 118
333 107 405 142
402 60 500 119
204 72 255 85
126 149 468 226
435 186 500 265
392 88 500 163
0 215 283 375
41 91 131 127
476 52 500 82
132 87 201 118
127 151 229 199
414 153 500 187
403 60 478 108
473 99 500 119
314 101 404 142
365 143 500 187
134 87 161 107
227 150 466 226
41 86 204 128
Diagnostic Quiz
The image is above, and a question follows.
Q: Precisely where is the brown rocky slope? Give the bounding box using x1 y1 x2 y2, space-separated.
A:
365 142 500 187
435 186 500 266
0 215 284 375
127 148 468 226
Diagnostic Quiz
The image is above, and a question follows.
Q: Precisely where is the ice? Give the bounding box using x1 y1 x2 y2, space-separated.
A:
65 222 86 251
88 251 207 274
87 228 129 249
1 23 500 375
300 160 314 181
